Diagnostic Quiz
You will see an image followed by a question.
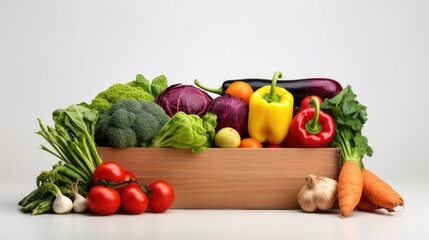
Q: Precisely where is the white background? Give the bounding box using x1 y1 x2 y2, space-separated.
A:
1 0 428 239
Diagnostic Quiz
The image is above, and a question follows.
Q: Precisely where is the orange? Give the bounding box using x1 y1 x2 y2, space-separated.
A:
225 81 254 103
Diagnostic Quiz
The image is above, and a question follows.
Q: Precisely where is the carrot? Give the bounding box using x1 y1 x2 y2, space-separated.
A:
338 161 363 217
362 169 404 211
322 86 376 217
356 194 377 212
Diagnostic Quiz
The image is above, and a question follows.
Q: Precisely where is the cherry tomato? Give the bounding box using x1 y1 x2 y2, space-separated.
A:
300 95 323 110
92 161 126 184
239 138 263 148
120 183 148 214
115 170 138 193
124 170 137 181
147 180 175 213
87 185 121 215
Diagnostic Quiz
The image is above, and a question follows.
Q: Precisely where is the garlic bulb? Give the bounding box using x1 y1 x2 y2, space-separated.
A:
72 181 88 213
297 175 338 212
52 190 73 214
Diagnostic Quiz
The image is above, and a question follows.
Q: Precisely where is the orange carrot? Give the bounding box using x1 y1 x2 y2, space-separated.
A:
338 161 363 217
362 169 404 210
356 194 377 212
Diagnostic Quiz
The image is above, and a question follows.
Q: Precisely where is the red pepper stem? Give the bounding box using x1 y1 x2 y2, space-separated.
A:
305 97 322 134
264 71 282 103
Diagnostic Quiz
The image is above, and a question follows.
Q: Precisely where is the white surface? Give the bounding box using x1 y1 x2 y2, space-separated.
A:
1 0 428 239
2 183 428 239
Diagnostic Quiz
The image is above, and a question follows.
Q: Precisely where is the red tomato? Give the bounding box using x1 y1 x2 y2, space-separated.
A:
300 95 323 110
147 180 175 213
114 170 138 193
124 170 137 181
265 144 282 148
92 161 126 184
120 183 148 214
87 185 121 215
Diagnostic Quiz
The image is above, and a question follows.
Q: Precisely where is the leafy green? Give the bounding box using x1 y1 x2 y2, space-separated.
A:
151 75 168 97
133 74 152 94
53 105 100 141
149 112 217 153
128 74 169 98
321 85 373 168
20 105 102 215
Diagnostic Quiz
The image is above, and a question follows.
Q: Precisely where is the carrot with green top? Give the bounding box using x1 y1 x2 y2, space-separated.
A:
321 86 373 218
322 86 405 217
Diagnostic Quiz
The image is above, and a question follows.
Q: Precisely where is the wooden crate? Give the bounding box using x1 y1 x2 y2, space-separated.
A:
97 147 341 209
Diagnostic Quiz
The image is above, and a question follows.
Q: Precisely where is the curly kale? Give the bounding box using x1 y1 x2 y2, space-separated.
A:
88 74 168 115
89 83 155 115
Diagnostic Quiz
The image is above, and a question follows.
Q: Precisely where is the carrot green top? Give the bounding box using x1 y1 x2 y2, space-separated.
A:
321 85 373 169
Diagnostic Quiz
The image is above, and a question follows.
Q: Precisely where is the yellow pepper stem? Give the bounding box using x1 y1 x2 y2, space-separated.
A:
263 71 282 103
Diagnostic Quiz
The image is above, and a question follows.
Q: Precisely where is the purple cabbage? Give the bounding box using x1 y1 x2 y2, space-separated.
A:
155 84 213 117
206 94 248 135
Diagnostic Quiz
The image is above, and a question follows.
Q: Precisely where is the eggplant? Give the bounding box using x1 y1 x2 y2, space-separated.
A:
194 78 342 106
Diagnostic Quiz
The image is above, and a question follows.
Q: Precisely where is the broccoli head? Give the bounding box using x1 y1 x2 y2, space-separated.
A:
89 83 155 114
95 99 170 148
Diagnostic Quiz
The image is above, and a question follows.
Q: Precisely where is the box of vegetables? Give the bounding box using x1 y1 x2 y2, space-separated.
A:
20 71 403 217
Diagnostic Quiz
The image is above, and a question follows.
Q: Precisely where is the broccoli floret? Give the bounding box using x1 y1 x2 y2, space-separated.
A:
95 99 170 148
89 83 155 115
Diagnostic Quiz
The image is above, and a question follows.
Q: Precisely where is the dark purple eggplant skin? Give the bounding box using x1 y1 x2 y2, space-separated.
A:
195 78 343 106
225 78 342 103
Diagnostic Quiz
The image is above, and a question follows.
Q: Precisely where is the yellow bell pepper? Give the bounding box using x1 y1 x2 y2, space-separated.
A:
248 71 294 145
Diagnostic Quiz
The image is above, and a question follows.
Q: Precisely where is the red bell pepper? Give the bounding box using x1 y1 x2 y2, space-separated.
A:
285 96 335 147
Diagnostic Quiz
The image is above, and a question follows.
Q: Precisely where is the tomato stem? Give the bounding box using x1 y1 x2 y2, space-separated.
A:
140 185 150 196
101 179 136 189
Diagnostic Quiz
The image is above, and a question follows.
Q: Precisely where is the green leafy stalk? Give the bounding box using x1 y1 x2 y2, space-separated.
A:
18 189 41 207
31 194 54 215
62 162 91 184
20 199 45 213
321 85 373 169
53 105 102 166
20 104 102 215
